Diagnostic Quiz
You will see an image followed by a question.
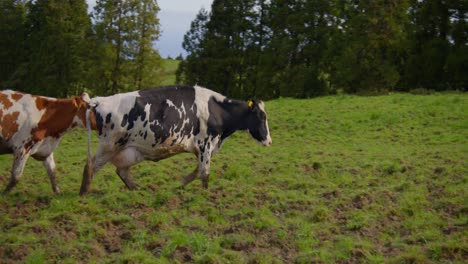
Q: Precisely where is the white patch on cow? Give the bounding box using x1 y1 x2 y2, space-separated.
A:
0 92 47 148
193 85 226 137
257 101 272 146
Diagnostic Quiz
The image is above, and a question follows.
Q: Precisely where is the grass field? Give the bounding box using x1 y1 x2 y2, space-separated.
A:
0 93 466 263
159 59 180 86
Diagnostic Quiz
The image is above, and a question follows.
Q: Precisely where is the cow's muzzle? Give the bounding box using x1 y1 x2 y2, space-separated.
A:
262 137 272 147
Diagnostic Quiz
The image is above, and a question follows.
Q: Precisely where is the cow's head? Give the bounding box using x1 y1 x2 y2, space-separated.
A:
246 100 272 146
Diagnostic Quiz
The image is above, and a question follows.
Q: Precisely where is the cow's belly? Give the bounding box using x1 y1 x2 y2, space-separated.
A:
30 137 61 159
111 144 187 168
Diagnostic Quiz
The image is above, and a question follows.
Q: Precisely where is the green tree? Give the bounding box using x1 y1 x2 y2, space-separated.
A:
332 0 409 94
127 0 161 90
203 0 257 98
22 0 92 97
446 0 467 90
94 0 129 94
402 0 449 90
93 0 161 94
261 0 335 98
176 8 209 85
0 0 26 90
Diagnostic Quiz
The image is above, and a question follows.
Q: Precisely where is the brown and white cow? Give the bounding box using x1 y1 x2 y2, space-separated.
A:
79 85 272 195
0 90 92 194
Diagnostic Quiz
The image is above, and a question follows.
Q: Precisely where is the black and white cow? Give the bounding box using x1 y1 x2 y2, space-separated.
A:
79 85 271 195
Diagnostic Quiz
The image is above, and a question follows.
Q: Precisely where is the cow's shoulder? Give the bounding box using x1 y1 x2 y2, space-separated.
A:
193 85 226 104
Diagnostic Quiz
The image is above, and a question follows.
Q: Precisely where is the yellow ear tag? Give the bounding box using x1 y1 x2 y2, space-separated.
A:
247 100 254 108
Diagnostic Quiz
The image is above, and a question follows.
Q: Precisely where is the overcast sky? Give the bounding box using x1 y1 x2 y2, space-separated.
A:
87 0 213 58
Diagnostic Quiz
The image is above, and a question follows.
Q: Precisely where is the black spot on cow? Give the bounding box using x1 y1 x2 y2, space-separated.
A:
116 133 130 146
105 113 112 124
124 102 147 131
94 110 105 136
111 123 115 130
126 86 201 144
121 113 128 127
144 131 147 140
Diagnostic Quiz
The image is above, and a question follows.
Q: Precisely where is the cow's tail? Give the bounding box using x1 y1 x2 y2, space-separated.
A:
81 94 98 195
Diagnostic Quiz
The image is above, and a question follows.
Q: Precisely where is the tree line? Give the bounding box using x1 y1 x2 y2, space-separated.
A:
1 0 466 99
0 0 161 97
177 0 467 99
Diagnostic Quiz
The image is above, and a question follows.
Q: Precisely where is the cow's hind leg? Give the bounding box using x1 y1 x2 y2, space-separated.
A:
80 148 114 195
3 152 30 194
111 148 142 190
43 153 60 194
116 167 137 190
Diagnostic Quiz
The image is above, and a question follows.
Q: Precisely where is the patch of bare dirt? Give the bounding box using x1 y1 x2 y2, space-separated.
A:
352 193 373 209
145 241 164 257
0 244 30 263
322 190 340 200
171 246 193 262
96 220 133 254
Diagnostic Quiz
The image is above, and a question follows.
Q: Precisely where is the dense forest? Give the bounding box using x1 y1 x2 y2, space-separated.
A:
0 0 466 99
0 0 161 97
177 0 467 99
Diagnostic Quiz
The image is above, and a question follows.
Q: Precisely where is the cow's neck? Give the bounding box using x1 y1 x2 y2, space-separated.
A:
218 100 250 140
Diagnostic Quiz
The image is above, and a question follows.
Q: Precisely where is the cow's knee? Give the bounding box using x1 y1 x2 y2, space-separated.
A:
198 153 212 189
43 154 60 194
198 163 211 189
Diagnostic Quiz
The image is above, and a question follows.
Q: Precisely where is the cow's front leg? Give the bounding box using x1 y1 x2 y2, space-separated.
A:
3 152 30 194
43 153 60 194
200 160 211 189
199 145 213 189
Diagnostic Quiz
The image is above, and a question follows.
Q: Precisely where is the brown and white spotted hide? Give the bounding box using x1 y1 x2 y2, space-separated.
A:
80 85 272 195
0 90 92 194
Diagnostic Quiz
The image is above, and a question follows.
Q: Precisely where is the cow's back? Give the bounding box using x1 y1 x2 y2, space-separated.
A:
97 87 202 148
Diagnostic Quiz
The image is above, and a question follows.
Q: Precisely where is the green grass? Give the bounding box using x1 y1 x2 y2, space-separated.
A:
159 59 180 86
0 93 467 263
